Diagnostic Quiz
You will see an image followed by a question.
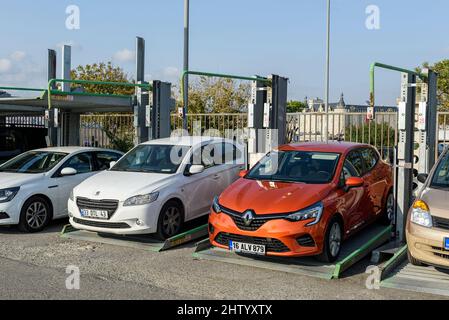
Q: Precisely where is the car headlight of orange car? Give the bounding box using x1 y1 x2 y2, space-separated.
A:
410 200 433 228
212 196 222 213
286 202 324 226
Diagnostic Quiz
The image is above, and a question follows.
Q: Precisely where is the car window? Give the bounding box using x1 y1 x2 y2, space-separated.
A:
431 152 449 189
346 150 363 177
360 148 379 173
191 144 217 169
221 142 242 164
61 152 94 174
340 160 359 185
0 151 67 174
95 152 122 171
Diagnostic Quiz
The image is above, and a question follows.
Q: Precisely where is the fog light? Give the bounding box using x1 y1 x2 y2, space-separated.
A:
136 219 144 226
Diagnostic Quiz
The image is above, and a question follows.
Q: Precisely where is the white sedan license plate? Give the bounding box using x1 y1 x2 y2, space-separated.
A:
229 241 266 256
80 209 108 220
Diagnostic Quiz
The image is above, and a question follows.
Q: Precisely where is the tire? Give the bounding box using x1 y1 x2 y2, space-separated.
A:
317 216 343 263
155 200 184 241
408 249 424 267
380 191 394 226
18 196 51 233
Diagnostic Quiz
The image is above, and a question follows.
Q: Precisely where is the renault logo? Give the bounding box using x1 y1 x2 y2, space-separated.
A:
94 191 101 196
242 211 254 226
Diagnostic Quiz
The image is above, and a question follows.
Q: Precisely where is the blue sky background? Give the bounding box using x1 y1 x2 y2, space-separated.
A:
1 0 448 105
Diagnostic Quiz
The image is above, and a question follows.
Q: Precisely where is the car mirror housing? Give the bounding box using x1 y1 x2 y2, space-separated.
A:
417 173 428 184
189 165 205 175
60 167 77 177
239 170 248 178
345 177 364 189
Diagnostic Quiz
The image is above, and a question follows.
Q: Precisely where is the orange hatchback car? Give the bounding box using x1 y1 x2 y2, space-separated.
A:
209 142 393 262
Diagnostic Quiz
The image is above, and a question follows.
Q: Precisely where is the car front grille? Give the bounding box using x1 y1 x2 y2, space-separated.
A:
433 216 449 230
215 232 290 253
221 206 285 232
73 217 130 229
76 197 119 218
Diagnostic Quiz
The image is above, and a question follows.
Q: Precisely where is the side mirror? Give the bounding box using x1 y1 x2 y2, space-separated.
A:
417 173 429 184
239 170 248 178
60 167 77 177
109 161 117 169
345 177 364 189
189 165 205 175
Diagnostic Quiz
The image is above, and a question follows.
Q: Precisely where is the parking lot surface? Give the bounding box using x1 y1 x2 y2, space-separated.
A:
0 220 444 300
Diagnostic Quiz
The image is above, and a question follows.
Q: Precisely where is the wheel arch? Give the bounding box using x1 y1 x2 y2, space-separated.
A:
161 197 186 222
23 194 54 220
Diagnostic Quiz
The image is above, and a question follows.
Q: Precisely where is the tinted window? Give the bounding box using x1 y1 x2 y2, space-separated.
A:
360 148 379 173
0 151 67 174
346 150 363 177
96 152 122 171
246 151 340 184
191 144 217 169
61 153 94 174
340 160 359 184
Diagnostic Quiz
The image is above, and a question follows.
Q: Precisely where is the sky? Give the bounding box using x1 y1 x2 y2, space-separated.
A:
1 0 448 105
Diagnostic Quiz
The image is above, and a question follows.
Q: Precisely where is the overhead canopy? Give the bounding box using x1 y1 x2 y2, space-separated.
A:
0 92 134 114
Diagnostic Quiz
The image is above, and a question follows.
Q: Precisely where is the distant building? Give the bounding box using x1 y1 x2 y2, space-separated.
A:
307 93 396 113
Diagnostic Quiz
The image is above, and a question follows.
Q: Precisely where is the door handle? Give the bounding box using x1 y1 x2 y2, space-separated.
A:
48 185 59 189
213 175 220 180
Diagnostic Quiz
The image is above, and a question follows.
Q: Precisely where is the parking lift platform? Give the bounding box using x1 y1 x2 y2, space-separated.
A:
61 224 209 252
194 224 392 280
379 245 449 297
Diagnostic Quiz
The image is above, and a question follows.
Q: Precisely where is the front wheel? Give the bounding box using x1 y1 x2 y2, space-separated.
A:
18 196 51 233
380 192 395 226
156 200 184 240
408 249 424 267
317 216 343 263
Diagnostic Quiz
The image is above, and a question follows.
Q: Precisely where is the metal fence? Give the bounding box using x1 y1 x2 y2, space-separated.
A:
0 115 45 128
79 112 449 156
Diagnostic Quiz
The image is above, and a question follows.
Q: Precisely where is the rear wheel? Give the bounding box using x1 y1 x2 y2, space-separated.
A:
317 216 342 263
380 192 395 225
18 196 51 233
156 200 183 241
408 249 424 267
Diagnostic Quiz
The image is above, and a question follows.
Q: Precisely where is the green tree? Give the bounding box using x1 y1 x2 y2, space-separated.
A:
287 100 307 113
177 77 251 114
70 62 135 95
417 60 449 111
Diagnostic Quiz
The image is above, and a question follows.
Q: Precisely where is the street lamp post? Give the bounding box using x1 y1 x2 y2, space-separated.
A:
183 0 190 131
324 0 331 142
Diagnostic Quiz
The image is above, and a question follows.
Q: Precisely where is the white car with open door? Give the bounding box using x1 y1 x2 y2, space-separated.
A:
0 147 123 232
68 136 245 240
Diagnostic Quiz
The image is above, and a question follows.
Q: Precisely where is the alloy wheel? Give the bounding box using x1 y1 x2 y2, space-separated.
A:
25 201 48 229
162 206 181 237
386 193 395 223
329 222 342 258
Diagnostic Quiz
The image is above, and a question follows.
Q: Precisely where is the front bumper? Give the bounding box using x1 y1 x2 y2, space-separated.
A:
0 197 22 226
208 209 326 257
68 198 160 235
406 220 449 268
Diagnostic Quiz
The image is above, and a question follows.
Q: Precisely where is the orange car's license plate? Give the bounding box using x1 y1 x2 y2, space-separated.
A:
229 241 266 255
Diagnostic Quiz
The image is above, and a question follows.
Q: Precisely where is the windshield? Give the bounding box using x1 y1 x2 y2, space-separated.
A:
431 152 449 189
246 151 340 184
0 151 68 174
111 144 190 174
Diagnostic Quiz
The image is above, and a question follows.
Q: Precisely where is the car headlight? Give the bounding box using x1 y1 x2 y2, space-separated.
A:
286 202 324 226
0 187 20 203
212 196 222 213
69 190 74 201
410 200 432 228
123 192 159 207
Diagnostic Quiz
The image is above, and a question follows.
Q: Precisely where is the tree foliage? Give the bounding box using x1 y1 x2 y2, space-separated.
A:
417 60 449 111
178 77 251 114
70 62 135 95
287 100 307 113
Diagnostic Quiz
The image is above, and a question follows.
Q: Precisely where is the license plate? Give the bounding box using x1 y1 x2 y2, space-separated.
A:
229 241 266 256
444 238 449 250
80 209 108 220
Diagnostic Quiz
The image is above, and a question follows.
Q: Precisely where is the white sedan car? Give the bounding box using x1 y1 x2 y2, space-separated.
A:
68 136 245 240
0 147 123 232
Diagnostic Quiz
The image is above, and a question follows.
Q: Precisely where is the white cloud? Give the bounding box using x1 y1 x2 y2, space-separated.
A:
10 51 26 61
163 66 180 78
113 49 135 62
0 58 12 73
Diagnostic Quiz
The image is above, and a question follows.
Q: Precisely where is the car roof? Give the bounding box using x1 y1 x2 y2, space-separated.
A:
141 136 228 147
278 141 372 153
32 146 122 154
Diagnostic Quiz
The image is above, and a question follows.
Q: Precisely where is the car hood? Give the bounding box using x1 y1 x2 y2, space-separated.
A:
219 178 333 215
421 187 449 218
74 170 176 201
0 172 44 188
